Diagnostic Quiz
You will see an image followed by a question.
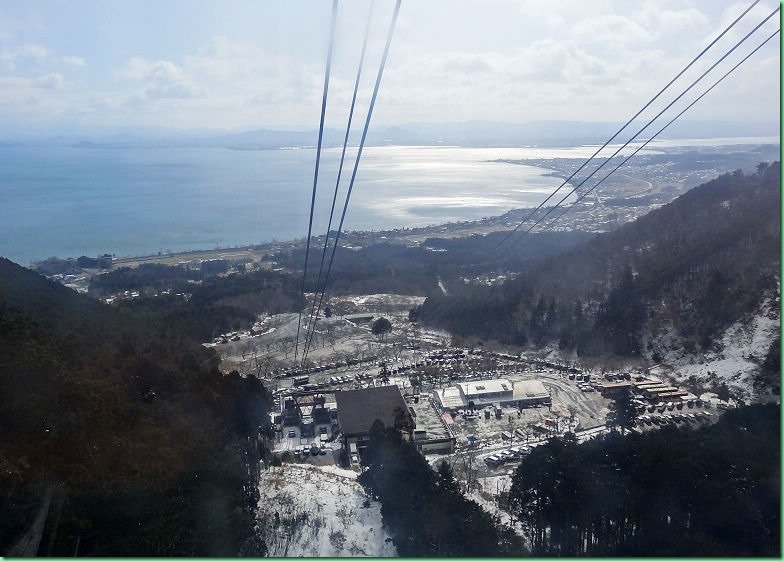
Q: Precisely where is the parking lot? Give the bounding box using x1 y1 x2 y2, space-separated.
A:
634 409 716 431
263 339 725 478
273 422 339 465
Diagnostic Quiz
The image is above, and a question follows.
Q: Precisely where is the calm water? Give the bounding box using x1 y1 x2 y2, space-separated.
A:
0 145 569 264
0 139 777 264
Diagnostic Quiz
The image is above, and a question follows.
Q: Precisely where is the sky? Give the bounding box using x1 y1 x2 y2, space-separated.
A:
0 0 779 134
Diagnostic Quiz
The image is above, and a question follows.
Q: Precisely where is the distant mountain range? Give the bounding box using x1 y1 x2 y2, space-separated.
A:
1 120 779 150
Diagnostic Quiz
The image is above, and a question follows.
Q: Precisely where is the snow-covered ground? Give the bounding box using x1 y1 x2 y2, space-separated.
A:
650 295 779 399
470 475 526 537
256 463 396 557
337 294 426 313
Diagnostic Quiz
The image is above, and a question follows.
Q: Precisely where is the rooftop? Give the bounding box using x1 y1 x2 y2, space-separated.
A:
335 386 411 437
458 379 513 396
434 386 467 409
513 379 549 399
600 381 635 389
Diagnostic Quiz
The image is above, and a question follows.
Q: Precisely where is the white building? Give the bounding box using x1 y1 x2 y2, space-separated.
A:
433 378 551 411
457 379 514 407
512 379 551 406
433 386 466 410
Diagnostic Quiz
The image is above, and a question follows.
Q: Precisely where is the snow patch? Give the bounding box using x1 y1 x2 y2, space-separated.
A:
653 295 779 398
256 463 395 557
470 475 525 537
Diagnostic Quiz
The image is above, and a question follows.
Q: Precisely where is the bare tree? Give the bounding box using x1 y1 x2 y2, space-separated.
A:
450 449 480 494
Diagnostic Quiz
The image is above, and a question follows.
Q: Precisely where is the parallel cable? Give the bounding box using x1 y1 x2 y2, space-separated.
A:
499 5 779 254
423 8 779 328
301 0 375 362
534 28 780 241
294 0 339 362
493 0 761 252
301 0 402 365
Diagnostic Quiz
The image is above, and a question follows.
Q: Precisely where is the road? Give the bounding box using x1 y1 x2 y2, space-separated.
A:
538 375 605 424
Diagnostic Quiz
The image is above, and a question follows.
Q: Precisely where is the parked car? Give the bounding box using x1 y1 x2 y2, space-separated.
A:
484 454 502 467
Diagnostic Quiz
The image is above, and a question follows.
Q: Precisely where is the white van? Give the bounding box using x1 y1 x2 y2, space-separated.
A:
484 454 503 467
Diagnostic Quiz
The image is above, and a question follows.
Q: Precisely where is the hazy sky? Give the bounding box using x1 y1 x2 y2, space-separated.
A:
0 0 779 133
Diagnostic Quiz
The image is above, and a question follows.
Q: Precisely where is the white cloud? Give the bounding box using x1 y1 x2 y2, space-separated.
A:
99 36 330 125
636 5 709 35
0 74 71 115
706 1 779 47
0 1 777 130
516 0 615 29
121 57 199 99
0 42 86 72
33 72 65 89
61 55 85 67
10 43 52 61
1 43 49 71
573 15 654 45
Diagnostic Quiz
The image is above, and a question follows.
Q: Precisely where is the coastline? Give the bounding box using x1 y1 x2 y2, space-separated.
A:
15 139 779 269
80 207 535 269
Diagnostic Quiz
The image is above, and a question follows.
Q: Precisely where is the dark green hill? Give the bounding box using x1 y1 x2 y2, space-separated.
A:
0 258 271 555
508 404 780 556
420 162 780 358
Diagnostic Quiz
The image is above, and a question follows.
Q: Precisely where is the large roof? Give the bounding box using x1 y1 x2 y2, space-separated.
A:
513 379 549 399
458 379 512 397
434 386 467 409
335 386 411 436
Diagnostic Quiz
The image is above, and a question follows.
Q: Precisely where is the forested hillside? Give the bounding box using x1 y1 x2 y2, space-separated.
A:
507 404 780 556
90 265 302 342
359 421 524 556
0 259 272 555
272 230 592 296
419 162 780 364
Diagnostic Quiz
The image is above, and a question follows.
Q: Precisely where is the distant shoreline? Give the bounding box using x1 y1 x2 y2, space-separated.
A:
16 139 779 268
40 205 533 270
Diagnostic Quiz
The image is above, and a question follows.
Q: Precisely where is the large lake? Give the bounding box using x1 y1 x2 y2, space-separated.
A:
0 139 777 264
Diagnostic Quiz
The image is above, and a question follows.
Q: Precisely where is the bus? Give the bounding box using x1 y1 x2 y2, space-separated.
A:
292 375 309 386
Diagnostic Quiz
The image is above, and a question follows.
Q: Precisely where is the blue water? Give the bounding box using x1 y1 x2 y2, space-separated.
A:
0 145 570 264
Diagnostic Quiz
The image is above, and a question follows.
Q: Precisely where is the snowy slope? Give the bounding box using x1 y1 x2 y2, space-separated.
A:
471 475 526 537
649 294 780 399
256 463 396 557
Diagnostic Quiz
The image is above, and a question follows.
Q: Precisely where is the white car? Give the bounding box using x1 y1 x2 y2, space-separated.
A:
484 454 503 466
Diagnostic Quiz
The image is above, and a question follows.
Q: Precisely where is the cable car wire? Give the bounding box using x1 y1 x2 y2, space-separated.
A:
302 0 376 362
301 0 402 365
499 5 779 254
533 28 780 243
294 0 339 361
493 0 762 252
